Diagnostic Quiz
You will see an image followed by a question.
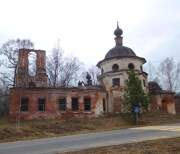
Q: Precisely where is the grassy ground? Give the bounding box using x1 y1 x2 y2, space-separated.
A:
59 137 180 154
0 111 180 143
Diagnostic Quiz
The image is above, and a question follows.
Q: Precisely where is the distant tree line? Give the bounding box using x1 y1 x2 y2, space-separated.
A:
146 58 180 92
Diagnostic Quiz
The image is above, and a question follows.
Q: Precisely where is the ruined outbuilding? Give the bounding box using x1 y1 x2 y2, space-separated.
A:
10 48 106 120
148 81 176 114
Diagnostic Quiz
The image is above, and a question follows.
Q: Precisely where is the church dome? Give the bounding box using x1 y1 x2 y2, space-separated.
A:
114 24 123 36
148 82 162 91
105 45 136 59
105 22 136 59
97 23 146 67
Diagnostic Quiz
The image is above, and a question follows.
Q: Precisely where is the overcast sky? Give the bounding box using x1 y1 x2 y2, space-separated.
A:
0 0 180 67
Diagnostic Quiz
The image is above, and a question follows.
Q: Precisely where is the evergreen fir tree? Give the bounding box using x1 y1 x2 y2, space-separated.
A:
124 70 149 113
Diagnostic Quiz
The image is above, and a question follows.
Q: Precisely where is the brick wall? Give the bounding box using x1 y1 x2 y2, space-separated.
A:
9 87 106 120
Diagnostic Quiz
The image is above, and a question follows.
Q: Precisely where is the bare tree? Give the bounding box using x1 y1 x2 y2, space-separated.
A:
60 56 81 87
157 57 180 91
0 39 34 87
0 86 9 116
88 66 100 85
46 47 63 87
47 47 82 87
145 62 157 81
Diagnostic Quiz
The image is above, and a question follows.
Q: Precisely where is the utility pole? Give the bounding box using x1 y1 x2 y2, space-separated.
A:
16 96 21 129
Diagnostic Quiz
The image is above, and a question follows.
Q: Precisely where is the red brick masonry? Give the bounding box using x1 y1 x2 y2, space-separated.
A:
9 87 106 120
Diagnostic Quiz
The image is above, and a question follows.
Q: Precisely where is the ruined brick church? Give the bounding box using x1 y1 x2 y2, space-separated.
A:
9 24 176 120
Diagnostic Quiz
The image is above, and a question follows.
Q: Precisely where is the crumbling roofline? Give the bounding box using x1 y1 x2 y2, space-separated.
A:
19 48 45 52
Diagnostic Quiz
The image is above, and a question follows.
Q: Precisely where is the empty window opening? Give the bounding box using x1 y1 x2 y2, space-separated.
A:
103 98 106 112
28 52 37 76
112 64 119 71
29 80 36 88
112 78 120 86
59 98 66 111
20 97 29 112
128 63 135 70
101 68 104 74
38 98 46 111
143 80 146 87
72 97 79 111
84 98 91 111
140 66 143 72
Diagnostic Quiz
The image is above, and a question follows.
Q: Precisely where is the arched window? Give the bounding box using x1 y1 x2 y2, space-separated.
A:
101 68 104 74
143 80 146 87
128 63 135 70
112 64 119 71
140 66 143 72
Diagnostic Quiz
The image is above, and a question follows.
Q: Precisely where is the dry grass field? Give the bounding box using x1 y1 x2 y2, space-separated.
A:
0 111 180 143
59 137 180 154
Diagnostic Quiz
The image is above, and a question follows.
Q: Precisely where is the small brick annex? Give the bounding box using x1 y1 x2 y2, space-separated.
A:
149 82 176 114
